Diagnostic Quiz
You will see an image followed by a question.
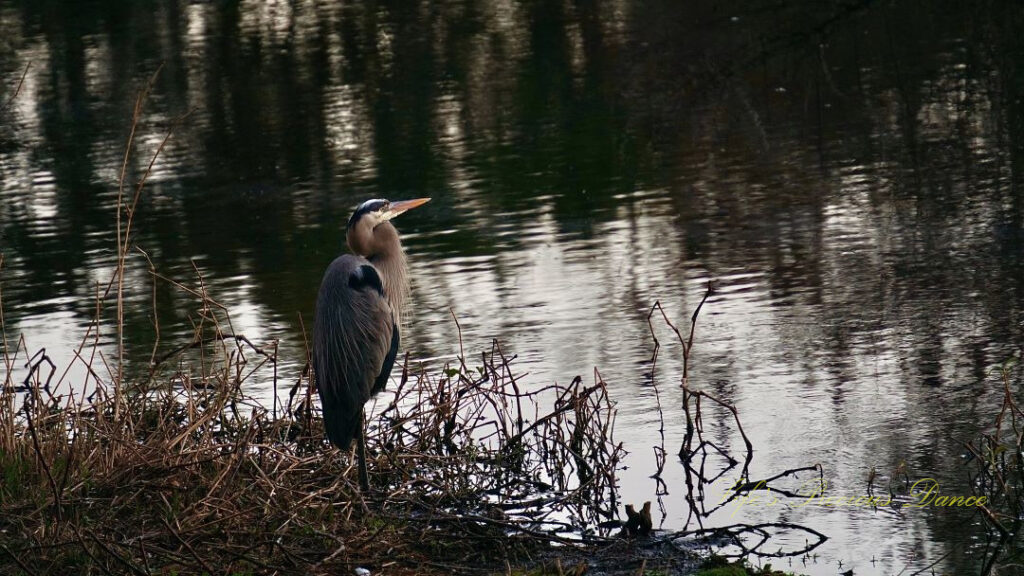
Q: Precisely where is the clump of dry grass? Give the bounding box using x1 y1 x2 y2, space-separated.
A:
0 272 624 575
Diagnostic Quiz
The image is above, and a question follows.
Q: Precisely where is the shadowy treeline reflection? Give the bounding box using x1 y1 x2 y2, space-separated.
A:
2 0 1023 315
2 1 1024 569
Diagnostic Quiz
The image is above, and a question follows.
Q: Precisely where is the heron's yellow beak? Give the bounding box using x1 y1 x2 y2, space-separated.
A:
385 197 431 219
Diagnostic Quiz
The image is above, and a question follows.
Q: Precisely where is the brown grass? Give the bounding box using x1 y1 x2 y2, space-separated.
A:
0 308 622 575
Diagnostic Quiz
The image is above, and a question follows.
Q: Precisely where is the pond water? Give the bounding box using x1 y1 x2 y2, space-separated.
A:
2 1 1024 573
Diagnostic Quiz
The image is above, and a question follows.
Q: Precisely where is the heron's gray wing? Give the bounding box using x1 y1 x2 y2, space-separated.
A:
373 320 400 396
313 255 396 449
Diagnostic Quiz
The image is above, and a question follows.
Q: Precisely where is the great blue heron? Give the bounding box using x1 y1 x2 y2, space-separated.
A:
313 197 430 491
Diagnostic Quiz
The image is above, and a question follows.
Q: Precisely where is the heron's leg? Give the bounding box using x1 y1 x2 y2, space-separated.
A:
356 409 369 492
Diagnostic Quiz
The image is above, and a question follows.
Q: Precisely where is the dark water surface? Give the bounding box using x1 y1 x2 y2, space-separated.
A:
3 1 1024 573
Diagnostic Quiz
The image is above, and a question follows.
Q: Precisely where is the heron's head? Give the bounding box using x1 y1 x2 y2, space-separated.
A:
346 197 430 257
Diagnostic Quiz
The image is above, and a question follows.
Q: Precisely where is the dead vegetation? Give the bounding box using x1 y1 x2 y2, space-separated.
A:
0 295 626 575
963 358 1024 573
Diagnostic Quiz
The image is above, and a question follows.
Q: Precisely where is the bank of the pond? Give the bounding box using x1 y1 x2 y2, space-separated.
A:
0 324 635 575
0 324 813 576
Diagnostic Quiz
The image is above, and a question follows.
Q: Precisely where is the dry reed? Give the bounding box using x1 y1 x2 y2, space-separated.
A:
0 259 626 575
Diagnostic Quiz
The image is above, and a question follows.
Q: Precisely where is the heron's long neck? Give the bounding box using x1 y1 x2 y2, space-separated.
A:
369 232 408 326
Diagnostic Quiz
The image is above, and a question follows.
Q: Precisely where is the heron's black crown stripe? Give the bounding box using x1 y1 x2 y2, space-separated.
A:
348 264 385 296
347 198 389 229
